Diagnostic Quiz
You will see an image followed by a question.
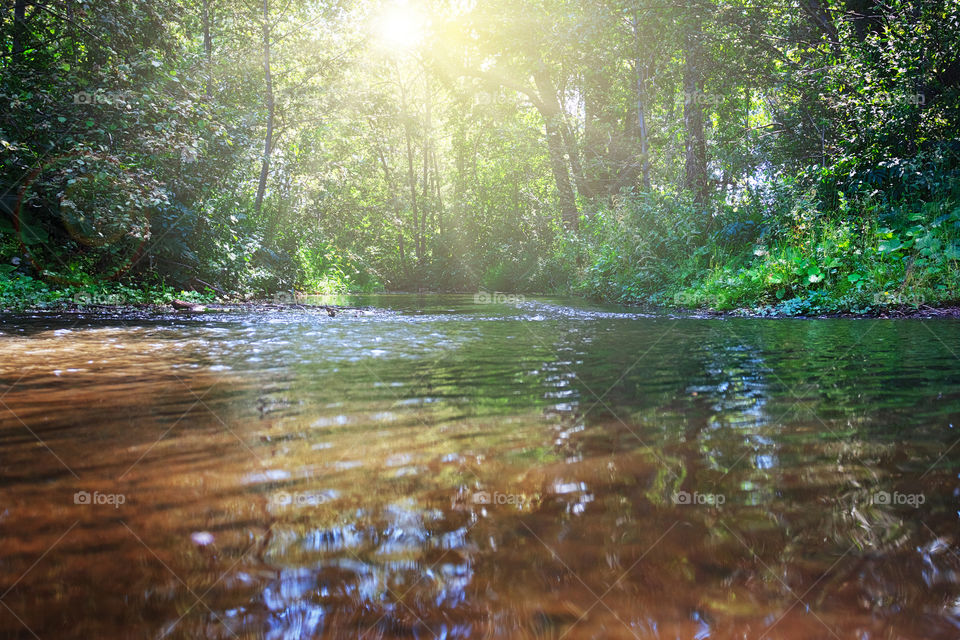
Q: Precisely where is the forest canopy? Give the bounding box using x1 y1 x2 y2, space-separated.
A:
2 0 960 313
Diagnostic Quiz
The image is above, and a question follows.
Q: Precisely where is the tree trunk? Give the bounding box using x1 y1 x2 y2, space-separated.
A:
399 83 421 261
633 14 651 190
254 0 274 214
372 137 407 272
420 80 432 260
432 149 444 237
560 119 588 198
637 65 651 190
544 118 579 230
533 71 579 230
202 0 213 97
12 0 28 63
452 65 580 228
683 28 708 203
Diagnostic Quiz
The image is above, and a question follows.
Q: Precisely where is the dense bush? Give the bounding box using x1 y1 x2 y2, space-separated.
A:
565 157 960 314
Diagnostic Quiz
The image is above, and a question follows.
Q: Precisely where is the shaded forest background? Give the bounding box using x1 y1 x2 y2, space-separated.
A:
2 0 960 312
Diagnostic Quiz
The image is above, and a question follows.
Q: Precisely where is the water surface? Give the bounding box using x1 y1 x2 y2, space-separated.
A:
1 295 959 639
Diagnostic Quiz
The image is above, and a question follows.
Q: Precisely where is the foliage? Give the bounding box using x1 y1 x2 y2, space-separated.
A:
1 0 959 313
570 168 960 315
0 272 214 310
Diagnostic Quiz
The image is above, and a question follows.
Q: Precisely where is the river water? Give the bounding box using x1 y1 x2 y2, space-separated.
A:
1 295 959 639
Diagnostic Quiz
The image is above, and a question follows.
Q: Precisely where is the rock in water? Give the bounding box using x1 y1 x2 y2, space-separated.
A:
171 299 207 312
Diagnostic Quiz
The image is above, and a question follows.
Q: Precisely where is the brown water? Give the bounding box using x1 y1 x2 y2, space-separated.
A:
1 295 959 639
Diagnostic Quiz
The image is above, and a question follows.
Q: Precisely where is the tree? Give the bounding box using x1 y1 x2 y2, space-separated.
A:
254 0 274 214
682 16 708 203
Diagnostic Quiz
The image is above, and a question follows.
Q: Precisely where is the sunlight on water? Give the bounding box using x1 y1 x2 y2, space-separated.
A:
1 295 959 639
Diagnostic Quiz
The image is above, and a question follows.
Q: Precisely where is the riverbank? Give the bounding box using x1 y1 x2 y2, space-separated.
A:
0 282 378 318
2 277 959 320
0 273 354 314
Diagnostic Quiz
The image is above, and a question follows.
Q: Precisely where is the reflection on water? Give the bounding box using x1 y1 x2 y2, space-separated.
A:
1 295 959 639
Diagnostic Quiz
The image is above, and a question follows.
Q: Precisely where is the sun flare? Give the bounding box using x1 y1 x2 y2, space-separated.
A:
376 2 426 51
